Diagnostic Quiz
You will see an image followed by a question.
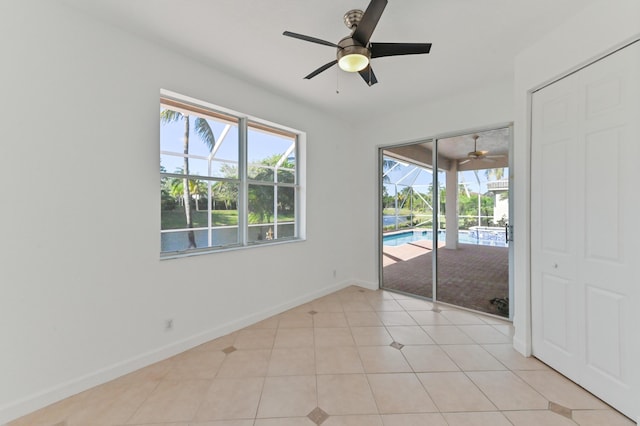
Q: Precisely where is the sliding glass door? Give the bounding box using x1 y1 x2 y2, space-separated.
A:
380 128 512 318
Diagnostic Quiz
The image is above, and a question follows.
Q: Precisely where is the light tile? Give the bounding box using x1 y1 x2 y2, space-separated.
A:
350 327 393 346
194 377 264 421
119 357 174 383
401 345 459 372
311 300 345 313
256 375 317 418
467 371 549 410
216 349 270 378
317 374 378 415
254 418 315 426
514 370 609 409
441 345 506 371
367 373 438 414
386 326 434 345
13 287 635 426
66 379 159 425
417 372 496 412
491 324 515 337
407 311 452 325
346 312 383 327
370 300 404 311
314 327 355 347
192 333 237 352
457 325 513 344
481 344 549 371
316 346 364 374
8 389 93 426
572 409 637 426
421 325 474 344
358 346 412 373
503 410 577 425
232 328 276 349
164 350 226 380
396 299 433 311
376 311 418 326
322 414 384 425
267 348 316 376
313 312 349 328
278 313 314 328
440 310 488 325
342 301 375 312
442 411 513 426
128 379 211 423
274 328 315 348
380 413 448 426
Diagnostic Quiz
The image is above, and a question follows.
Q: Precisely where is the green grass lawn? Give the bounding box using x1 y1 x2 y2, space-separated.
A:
161 208 294 229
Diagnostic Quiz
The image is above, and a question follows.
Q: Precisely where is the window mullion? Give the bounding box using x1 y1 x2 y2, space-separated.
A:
238 117 248 246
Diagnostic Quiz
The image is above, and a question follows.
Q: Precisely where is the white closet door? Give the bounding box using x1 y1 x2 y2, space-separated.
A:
531 41 639 421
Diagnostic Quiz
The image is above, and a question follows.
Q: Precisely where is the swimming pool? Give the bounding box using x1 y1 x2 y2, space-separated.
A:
383 230 508 247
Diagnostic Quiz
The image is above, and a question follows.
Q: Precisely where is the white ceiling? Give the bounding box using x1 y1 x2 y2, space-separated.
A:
62 0 596 121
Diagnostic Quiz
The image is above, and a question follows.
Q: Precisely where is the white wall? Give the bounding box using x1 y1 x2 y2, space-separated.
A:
512 0 640 356
351 81 515 287
0 1 359 422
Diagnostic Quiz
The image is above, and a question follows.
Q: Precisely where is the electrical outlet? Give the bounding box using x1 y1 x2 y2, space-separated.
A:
165 318 174 331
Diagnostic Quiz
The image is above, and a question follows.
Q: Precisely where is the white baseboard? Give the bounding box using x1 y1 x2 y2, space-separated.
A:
0 279 356 425
512 336 531 357
350 279 379 291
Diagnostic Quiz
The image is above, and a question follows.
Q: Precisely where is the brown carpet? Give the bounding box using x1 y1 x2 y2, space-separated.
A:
382 243 509 317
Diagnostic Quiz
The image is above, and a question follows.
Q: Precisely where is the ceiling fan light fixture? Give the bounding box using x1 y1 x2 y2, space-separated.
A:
337 43 370 72
338 53 369 72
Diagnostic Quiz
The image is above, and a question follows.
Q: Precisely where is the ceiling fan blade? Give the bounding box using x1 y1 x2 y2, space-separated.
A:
358 65 378 86
283 31 339 48
304 60 338 79
481 158 496 162
371 42 432 58
352 0 388 45
486 154 506 159
459 159 472 165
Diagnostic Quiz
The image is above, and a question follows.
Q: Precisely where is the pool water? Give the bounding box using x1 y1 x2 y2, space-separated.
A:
383 230 508 247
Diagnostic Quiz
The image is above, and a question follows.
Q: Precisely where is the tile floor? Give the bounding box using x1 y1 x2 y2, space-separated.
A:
9 286 635 426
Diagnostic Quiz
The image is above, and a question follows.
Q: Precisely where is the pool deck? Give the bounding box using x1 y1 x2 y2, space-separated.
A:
382 240 509 317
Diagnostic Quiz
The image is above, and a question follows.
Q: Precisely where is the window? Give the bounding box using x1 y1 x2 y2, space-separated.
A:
160 94 302 257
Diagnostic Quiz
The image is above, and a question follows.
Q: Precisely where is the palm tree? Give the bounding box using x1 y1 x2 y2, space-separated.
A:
160 109 215 248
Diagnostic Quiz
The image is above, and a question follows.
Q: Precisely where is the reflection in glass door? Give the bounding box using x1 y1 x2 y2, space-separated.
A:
380 140 436 300
380 128 512 318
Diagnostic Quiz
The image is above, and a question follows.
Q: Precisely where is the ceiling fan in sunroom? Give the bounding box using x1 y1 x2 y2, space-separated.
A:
283 0 432 86
459 135 506 165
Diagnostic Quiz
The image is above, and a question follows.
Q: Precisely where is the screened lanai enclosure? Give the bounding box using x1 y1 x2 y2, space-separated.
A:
380 128 512 318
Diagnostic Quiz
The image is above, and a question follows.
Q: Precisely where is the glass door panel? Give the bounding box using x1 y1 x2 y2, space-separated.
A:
435 128 510 317
380 141 435 299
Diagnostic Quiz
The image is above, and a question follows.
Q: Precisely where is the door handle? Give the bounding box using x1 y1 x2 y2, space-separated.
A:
505 224 514 242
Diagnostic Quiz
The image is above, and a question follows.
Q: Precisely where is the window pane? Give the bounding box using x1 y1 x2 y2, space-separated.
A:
160 106 239 179
278 186 295 228
248 184 274 242
247 123 296 182
160 97 301 256
211 182 239 226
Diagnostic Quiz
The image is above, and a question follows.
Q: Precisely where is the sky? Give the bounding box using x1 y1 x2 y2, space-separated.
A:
383 156 508 195
160 111 295 179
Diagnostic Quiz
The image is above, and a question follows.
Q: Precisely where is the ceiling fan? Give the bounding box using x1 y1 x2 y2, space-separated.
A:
459 135 506 165
283 0 432 86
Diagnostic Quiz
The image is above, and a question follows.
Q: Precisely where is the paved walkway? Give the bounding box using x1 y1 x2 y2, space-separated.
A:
382 242 509 317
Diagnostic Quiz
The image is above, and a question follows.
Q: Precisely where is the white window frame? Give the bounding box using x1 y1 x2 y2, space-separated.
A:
160 89 306 259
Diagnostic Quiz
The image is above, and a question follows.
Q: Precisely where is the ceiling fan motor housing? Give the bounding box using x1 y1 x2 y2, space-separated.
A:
338 37 369 58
